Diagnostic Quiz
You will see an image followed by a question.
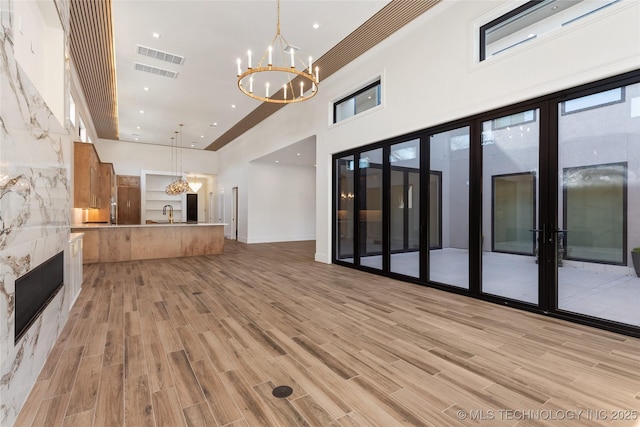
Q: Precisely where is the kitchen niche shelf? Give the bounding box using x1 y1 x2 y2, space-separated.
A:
141 170 187 223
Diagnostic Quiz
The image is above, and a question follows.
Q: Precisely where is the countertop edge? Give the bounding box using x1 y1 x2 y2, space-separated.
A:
71 223 227 229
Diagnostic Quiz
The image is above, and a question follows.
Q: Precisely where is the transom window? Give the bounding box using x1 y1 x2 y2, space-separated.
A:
333 80 381 123
480 0 621 61
561 87 624 114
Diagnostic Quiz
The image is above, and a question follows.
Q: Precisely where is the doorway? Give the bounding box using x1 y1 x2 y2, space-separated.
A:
186 193 198 223
232 186 238 241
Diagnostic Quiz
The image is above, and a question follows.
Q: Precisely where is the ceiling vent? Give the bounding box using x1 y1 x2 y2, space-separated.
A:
134 62 179 79
136 45 185 65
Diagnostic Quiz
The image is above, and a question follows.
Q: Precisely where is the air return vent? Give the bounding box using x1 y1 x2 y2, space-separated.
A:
134 62 179 79
136 45 185 65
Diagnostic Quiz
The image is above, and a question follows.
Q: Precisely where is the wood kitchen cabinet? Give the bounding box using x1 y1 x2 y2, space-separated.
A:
87 162 115 223
117 175 141 225
74 142 100 208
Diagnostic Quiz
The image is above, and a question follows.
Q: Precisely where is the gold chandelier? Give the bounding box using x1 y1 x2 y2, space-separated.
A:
236 0 319 104
166 124 189 195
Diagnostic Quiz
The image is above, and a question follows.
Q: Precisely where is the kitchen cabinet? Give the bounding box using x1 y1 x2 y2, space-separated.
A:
117 175 141 225
87 162 115 223
74 142 100 208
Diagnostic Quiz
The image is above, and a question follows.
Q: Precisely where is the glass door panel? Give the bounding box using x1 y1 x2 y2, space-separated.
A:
429 127 469 289
429 172 442 249
336 155 355 262
557 82 639 327
359 148 383 270
482 109 539 304
389 139 420 277
492 172 536 255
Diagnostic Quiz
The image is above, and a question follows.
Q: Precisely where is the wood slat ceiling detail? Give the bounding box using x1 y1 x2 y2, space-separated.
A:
206 0 441 151
70 0 119 140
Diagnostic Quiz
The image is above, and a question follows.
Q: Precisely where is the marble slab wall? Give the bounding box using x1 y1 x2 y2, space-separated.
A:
0 1 73 426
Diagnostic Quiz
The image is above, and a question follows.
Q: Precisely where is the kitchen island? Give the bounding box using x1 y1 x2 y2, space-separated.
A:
71 223 225 263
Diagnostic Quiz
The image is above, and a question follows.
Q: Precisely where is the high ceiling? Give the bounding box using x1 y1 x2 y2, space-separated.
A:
70 0 441 155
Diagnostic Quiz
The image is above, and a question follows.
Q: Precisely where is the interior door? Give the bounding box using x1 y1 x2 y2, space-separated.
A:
232 187 238 240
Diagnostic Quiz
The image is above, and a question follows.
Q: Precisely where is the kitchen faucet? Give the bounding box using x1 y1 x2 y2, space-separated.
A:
162 205 174 224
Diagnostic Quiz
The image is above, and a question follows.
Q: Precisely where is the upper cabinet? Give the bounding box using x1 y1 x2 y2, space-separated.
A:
74 142 115 223
87 162 115 223
74 142 100 209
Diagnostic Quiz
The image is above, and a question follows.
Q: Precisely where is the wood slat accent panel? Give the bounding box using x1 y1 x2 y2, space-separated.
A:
70 0 119 140
207 0 441 151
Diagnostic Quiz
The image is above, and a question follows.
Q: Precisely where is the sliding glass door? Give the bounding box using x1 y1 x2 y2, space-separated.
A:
481 109 540 305
359 148 383 270
333 72 640 336
556 82 639 327
335 155 354 263
389 139 420 277
429 127 469 289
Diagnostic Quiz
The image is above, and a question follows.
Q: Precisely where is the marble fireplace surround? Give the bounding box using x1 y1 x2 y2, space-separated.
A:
0 0 73 425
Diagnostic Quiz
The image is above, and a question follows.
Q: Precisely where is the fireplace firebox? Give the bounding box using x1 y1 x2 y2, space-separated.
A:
14 251 64 343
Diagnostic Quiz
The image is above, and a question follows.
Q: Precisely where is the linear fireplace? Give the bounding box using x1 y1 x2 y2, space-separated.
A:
15 251 64 343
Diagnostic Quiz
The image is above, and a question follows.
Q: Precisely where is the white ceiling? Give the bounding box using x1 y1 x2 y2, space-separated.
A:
111 0 390 164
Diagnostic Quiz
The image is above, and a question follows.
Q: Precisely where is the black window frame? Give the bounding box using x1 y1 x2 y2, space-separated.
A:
333 80 381 124
479 0 544 62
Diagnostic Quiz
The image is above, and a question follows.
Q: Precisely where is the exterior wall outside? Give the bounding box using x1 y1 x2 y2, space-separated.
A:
0 1 74 425
216 0 640 263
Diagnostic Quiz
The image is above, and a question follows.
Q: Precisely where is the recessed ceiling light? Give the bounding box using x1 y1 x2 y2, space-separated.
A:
152 32 160 39
200 135 204 138
134 138 139 141
231 104 236 109
136 126 141 129
312 23 320 30
143 87 149 91
191 144 195 147
275 160 279 163
209 123 218 127
297 153 300 156
139 110 145 114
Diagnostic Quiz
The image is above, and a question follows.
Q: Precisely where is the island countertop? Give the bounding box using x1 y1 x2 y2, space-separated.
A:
71 223 225 263
72 222 227 228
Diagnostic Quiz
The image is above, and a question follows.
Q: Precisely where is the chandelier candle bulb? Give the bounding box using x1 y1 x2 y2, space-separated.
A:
249 76 253 93
308 56 312 72
315 66 319 83
300 81 304 97
268 46 273 65
247 50 252 69
290 49 295 68
266 82 270 98
283 84 287 100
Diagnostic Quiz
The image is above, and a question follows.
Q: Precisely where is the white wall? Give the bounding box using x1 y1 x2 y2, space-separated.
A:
248 162 316 243
217 0 639 262
94 138 218 176
12 0 65 125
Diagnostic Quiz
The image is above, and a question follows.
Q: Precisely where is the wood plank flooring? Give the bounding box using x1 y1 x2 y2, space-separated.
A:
14 240 640 426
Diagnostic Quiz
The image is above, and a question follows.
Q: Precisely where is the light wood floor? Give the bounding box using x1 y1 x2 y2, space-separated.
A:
15 240 640 426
